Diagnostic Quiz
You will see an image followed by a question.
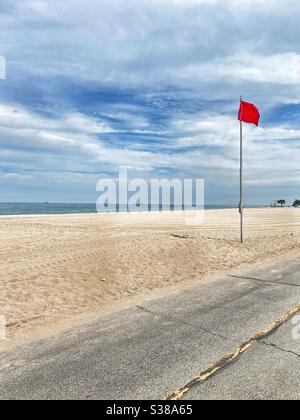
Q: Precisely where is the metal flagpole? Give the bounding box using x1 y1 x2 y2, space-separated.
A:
239 95 244 243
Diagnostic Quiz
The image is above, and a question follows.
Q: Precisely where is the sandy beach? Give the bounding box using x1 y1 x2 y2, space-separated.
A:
0 208 299 346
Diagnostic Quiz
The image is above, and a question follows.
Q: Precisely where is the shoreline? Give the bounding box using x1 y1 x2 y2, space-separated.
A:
0 205 292 219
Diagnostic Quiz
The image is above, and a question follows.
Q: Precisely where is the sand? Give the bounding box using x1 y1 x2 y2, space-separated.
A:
0 208 300 347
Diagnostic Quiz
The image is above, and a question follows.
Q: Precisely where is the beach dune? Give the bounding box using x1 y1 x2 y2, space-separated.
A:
0 208 299 345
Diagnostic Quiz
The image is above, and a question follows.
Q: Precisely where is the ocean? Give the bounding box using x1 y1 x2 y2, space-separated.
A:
0 203 264 216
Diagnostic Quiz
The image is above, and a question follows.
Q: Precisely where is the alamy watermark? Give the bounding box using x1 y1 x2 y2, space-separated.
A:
96 168 205 225
0 56 6 80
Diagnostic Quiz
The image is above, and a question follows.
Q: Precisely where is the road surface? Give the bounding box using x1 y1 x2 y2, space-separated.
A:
0 255 300 400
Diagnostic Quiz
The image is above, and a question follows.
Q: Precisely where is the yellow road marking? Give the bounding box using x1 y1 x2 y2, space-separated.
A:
166 303 300 400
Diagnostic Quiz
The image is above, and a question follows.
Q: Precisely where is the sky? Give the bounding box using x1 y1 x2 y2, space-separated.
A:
0 0 300 205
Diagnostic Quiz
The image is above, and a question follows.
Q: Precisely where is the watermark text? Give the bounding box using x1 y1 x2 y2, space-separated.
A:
96 168 204 225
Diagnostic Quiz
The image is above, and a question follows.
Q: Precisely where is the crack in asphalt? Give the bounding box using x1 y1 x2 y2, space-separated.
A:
261 341 300 358
136 305 231 341
166 303 300 400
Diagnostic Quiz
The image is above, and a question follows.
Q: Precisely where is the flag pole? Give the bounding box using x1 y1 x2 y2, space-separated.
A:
239 95 244 244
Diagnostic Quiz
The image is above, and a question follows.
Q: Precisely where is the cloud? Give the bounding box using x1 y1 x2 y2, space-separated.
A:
0 104 299 198
3 0 300 91
0 0 300 203
171 52 300 85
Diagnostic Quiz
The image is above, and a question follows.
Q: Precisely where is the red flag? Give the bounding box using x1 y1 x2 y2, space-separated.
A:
238 101 260 126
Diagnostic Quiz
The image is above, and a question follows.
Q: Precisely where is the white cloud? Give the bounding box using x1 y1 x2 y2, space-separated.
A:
1 104 299 191
1 0 300 203
3 0 300 97
171 52 300 85
173 113 300 185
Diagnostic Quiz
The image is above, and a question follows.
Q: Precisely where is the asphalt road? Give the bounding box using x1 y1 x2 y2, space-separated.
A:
0 255 300 400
